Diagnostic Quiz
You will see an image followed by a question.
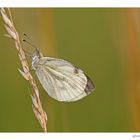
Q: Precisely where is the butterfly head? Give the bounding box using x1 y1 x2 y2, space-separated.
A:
32 49 44 70
32 49 43 62
32 49 43 70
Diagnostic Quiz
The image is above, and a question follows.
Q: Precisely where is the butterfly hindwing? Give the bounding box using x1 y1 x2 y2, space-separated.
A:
35 57 95 102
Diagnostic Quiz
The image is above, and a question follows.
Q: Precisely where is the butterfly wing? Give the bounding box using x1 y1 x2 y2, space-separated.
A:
35 57 95 102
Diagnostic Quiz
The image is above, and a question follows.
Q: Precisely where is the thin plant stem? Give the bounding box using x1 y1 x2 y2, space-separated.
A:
0 8 47 132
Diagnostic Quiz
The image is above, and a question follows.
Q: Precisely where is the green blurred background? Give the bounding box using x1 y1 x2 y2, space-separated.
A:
0 8 140 132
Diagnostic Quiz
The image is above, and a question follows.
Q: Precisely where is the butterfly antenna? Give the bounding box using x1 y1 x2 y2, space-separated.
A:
23 33 32 41
22 38 37 50
23 33 38 50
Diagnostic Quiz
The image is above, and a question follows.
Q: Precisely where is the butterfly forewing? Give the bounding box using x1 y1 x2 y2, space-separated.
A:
35 57 95 102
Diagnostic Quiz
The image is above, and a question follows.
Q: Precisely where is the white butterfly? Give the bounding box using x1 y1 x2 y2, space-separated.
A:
31 49 95 102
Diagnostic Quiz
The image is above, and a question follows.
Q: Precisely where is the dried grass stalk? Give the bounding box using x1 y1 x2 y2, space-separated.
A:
0 8 47 132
